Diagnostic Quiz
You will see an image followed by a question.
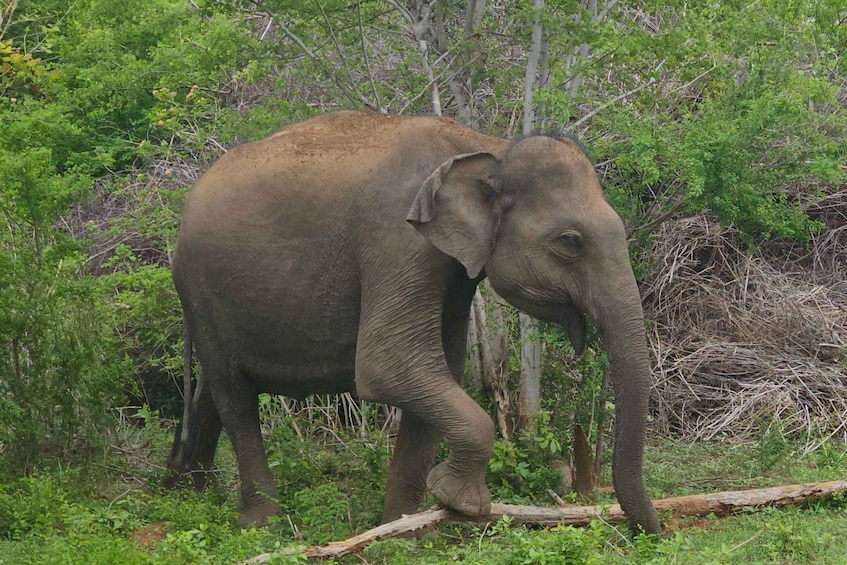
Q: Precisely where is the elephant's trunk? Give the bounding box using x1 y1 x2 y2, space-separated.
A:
592 271 662 534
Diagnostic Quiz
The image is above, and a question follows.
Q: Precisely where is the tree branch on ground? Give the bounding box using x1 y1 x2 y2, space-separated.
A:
239 480 847 562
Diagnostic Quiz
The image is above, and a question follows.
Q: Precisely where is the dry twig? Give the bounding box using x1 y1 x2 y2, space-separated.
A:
643 213 847 443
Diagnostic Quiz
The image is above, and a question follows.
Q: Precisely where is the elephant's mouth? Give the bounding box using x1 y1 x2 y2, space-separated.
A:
558 303 587 356
490 283 587 355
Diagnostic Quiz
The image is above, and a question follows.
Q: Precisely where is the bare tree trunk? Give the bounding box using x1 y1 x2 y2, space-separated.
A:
456 0 488 124
429 0 488 125
516 0 545 436
566 0 622 102
565 0 596 98
463 0 487 33
517 313 541 434
472 287 511 439
468 300 483 390
521 0 544 134
535 28 551 131
592 368 610 485
572 424 595 500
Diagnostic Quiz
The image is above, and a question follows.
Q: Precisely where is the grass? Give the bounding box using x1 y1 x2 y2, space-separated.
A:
0 416 844 565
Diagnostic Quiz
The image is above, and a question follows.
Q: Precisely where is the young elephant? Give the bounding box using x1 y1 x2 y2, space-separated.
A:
167 110 661 534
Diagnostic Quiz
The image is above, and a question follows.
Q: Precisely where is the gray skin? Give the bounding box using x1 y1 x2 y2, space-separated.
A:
166 110 661 534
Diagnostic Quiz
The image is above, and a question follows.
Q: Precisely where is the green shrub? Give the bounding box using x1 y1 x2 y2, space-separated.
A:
488 412 565 503
0 147 128 466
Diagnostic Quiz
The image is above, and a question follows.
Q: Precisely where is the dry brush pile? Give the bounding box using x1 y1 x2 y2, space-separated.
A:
642 194 847 445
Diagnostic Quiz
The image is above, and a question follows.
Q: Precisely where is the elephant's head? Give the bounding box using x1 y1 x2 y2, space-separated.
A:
407 135 661 534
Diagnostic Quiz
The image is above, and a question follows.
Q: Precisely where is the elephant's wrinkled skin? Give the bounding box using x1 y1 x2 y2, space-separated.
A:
167 110 661 533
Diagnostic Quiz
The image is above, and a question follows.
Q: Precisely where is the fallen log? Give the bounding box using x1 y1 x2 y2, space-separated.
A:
238 479 847 563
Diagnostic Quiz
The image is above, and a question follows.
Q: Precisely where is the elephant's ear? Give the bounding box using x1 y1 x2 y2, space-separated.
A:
407 152 500 278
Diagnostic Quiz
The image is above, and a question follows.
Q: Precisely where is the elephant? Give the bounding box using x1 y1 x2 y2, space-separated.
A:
166 110 661 534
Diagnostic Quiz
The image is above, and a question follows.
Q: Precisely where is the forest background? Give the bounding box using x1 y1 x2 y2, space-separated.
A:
0 0 846 563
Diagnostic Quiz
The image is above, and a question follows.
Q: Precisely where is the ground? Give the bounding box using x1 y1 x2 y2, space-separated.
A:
0 413 845 565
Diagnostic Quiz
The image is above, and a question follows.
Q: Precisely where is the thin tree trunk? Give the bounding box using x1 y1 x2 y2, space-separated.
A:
517 313 541 434
572 423 595 501
456 0 488 124
387 1 442 116
566 0 596 98
516 0 545 436
521 0 544 134
418 37 442 116
535 30 551 131
468 299 483 390
592 368 610 484
472 287 512 439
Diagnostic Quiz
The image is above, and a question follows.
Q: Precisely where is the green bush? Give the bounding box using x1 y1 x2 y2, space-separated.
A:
488 412 566 503
0 0 287 468
99 249 184 416
0 147 128 465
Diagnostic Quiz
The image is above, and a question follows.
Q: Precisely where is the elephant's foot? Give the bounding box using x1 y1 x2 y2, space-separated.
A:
191 469 215 493
381 494 424 524
238 498 282 529
161 469 213 492
426 461 491 517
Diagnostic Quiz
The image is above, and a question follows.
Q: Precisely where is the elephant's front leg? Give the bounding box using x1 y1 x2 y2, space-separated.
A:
417 387 495 517
357 328 495 518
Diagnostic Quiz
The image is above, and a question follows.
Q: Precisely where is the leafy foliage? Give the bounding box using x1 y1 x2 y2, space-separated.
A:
583 0 847 241
0 142 123 464
0 0 309 463
0 2 844 562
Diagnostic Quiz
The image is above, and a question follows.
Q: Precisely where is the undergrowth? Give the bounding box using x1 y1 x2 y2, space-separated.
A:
0 414 845 565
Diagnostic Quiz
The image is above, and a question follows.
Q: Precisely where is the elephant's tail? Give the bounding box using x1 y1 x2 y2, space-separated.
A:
167 323 198 475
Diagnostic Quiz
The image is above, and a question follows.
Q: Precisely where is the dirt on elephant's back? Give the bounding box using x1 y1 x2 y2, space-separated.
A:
262 110 501 160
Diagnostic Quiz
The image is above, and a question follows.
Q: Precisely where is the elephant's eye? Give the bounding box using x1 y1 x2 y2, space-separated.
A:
551 232 586 260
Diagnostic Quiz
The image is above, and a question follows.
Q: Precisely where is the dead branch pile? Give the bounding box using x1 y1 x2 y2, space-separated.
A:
643 202 847 443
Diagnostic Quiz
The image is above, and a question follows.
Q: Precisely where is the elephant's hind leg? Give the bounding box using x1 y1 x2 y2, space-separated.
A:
206 365 281 528
166 372 223 491
381 411 442 523
186 375 223 491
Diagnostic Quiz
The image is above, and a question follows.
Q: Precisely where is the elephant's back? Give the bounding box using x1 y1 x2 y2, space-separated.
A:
173 109 509 292
255 110 503 162
179 110 504 246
